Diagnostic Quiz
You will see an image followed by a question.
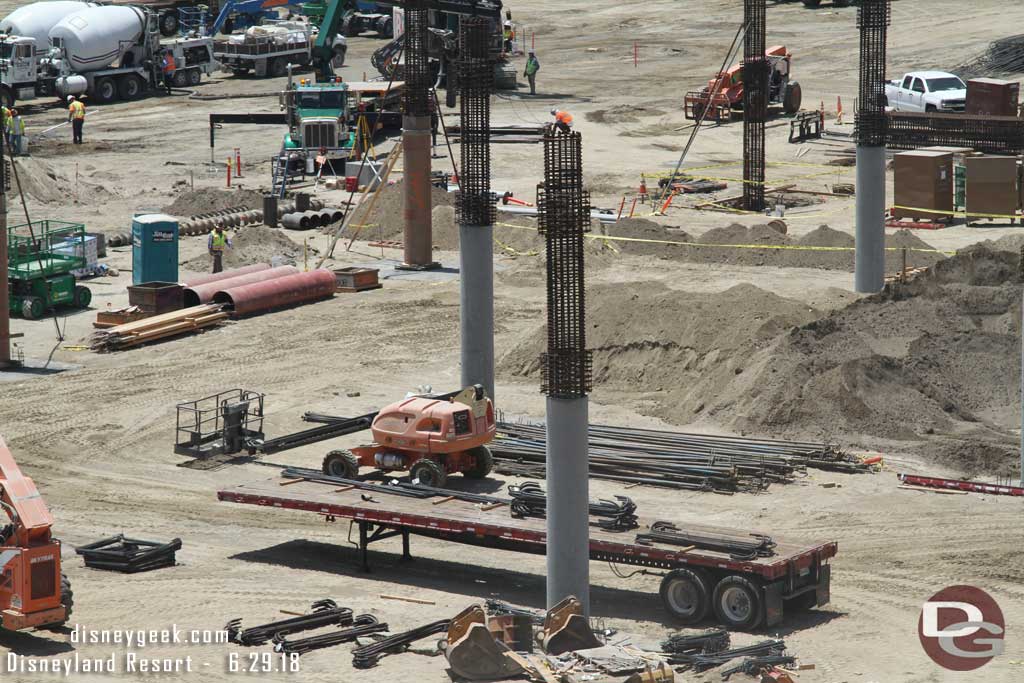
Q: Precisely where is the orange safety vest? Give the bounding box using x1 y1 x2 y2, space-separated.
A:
163 53 176 73
69 101 85 120
555 110 573 125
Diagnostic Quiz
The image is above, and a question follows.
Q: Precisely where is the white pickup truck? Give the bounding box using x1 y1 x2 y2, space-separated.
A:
884 71 966 112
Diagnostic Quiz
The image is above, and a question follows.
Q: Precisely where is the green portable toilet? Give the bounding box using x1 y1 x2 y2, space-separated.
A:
132 214 179 285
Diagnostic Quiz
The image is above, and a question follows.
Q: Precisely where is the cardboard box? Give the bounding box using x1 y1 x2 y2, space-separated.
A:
966 78 1020 117
965 155 1018 222
894 150 953 220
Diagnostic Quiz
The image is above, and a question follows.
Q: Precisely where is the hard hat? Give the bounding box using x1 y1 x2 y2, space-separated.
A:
550 108 557 115
67 95 74 101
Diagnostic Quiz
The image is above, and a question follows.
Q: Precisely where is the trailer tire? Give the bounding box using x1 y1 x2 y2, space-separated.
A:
463 445 493 479
379 16 393 38
410 459 447 488
332 45 347 69
188 69 202 86
712 575 763 630
660 568 711 624
269 57 288 78
783 81 802 115
342 16 360 37
117 74 144 101
159 11 179 37
93 77 117 104
21 297 44 320
802 0 822 6
322 450 360 479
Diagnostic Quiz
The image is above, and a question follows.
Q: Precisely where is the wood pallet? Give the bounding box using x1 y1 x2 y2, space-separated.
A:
90 304 227 351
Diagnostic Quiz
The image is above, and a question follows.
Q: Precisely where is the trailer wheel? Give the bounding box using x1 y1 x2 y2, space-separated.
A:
463 445 493 479
269 57 288 78
172 71 188 88
322 450 360 479
188 69 202 86
21 297 44 320
783 81 802 114
659 568 711 624
802 0 822 6
410 459 447 488
159 11 179 37
117 74 144 101
332 45 347 69
379 16 393 38
712 575 763 630
342 16 360 37
94 77 117 104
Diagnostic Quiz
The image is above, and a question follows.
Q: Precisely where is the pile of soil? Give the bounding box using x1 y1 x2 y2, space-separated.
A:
163 188 265 217
361 181 455 245
181 224 305 271
499 246 1023 476
597 219 945 272
14 157 116 204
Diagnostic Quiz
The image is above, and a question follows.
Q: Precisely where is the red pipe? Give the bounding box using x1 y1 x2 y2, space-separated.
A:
213 269 336 316
182 264 271 288
183 265 299 307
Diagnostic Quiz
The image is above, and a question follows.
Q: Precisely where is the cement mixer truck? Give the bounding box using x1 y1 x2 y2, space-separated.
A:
0 4 217 107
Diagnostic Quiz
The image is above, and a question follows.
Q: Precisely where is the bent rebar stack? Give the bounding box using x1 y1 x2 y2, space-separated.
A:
538 129 592 614
457 16 496 401
742 0 768 212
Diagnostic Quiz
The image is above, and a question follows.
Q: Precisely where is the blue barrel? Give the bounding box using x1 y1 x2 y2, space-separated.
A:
132 214 179 285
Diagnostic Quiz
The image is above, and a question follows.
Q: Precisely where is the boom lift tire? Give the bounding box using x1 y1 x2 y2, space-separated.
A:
783 81 802 114
410 459 447 488
21 297 44 320
322 450 360 479
463 446 493 479
73 285 91 309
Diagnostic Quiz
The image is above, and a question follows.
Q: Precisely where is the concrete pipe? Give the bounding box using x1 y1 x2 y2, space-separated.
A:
281 213 310 230
295 192 310 212
311 198 324 211
183 265 299 307
182 263 271 288
264 195 279 228
302 210 322 229
212 269 336 317
318 209 335 226
331 209 345 223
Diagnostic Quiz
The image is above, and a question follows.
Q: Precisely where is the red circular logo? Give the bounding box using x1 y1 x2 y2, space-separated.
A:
918 585 1004 671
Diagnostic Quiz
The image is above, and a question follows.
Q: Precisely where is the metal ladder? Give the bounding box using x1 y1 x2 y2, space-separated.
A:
270 142 290 198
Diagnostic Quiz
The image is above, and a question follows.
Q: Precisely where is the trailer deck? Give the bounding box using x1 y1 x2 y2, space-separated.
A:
219 476 837 627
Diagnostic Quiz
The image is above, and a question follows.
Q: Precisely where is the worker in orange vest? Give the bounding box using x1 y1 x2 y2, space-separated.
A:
161 49 176 94
67 95 85 144
551 108 573 134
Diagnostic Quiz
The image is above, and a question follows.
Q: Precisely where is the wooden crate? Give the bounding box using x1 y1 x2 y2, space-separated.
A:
333 267 381 293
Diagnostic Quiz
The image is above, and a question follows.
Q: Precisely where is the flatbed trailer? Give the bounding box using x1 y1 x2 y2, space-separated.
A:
219 477 837 629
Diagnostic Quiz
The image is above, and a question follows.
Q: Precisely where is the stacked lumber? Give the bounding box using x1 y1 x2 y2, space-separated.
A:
90 304 227 351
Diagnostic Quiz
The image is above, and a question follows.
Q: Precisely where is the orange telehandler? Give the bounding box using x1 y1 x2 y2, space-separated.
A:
684 45 803 123
0 435 72 631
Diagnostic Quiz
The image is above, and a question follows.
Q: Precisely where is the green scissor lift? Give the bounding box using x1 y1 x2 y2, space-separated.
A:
7 220 92 320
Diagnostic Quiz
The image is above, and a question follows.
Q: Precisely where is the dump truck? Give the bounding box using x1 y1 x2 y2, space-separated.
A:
0 5 216 107
213 19 346 77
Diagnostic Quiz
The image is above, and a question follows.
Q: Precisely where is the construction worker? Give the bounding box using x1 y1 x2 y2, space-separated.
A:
161 49 176 94
523 49 539 95
503 21 513 54
67 95 85 144
7 109 24 155
208 223 232 273
551 108 573 134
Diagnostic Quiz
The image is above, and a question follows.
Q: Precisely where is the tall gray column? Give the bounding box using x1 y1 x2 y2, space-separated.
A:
855 145 886 292
545 396 589 612
459 223 494 399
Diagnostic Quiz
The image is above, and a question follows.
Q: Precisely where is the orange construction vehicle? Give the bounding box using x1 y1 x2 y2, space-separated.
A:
0 436 72 631
684 45 803 123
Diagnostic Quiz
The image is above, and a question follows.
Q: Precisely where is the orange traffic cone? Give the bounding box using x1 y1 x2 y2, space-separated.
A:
638 177 648 204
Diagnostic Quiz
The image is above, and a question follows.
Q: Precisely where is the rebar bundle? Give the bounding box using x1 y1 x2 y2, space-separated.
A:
855 0 890 146
273 614 387 655
456 16 494 228
636 521 776 560
721 655 798 680
887 112 1024 155
956 35 1024 78
742 0 768 212
661 630 730 658
507 481 639 531
491 420 869 492
689 640 787 673
226 600 353 647
538 131 591 398
401 0 431 117
351 619 449 668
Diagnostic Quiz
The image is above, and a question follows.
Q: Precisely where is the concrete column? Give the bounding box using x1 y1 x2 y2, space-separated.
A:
459 223 494 401
855 144 886 293
545 396 590 614
402 114 435 269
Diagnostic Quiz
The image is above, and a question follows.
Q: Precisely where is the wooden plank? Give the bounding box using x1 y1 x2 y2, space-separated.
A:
431 495 457 506
379 594 436 605
280 478 308 487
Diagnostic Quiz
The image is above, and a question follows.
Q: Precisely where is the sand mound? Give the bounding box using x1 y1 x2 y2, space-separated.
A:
499 247 1023 476
181 224 305 270
163 188 265 217
360 181 455 245
13 157 115 204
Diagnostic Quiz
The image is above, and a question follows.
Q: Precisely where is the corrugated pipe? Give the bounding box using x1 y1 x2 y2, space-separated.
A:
183 265 299 306
212 269 336 316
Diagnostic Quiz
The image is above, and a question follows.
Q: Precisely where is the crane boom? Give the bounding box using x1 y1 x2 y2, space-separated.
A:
0 436 53 546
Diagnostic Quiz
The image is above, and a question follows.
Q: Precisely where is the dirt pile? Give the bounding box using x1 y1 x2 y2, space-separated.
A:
181 224 305 271
593 220 944 271
163 188 265 217
360 181 455 244
14 157 116 204
499 247 1022 476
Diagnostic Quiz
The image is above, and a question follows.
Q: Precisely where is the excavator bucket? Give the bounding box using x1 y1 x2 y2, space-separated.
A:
541 596 601 656
444 605 525 681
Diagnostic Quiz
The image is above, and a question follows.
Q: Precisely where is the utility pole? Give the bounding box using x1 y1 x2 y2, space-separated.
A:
539 129 592 614
456 17 495 401
854 0 890 293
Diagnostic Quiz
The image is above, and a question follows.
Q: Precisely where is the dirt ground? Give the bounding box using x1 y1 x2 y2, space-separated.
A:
1 1 1024 681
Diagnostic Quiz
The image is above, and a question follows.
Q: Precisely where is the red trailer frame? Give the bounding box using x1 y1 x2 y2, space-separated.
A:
218 477 837 629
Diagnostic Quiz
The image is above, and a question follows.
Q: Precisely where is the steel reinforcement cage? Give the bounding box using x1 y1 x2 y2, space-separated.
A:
402 0 432 117
855 0 890 147
455 16 494 227
742 0 767 212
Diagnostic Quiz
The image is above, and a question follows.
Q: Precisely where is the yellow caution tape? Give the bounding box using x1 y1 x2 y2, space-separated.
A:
891 205 1022 221
493 236 538 257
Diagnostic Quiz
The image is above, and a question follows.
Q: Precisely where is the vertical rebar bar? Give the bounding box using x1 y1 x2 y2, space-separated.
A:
457 17 496 401
854 0 890 293
742 0 767 213
539 129 592 613
0 132 9 368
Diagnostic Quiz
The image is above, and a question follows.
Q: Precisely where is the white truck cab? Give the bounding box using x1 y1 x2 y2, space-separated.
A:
0 36 41 106
885 71 966 113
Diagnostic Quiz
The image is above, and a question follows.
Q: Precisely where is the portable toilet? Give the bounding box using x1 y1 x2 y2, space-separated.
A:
132 214 179 285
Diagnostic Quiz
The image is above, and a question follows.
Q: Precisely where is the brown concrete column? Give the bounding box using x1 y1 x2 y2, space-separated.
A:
400 114 438 270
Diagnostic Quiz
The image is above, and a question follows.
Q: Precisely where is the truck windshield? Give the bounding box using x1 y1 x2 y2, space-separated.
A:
0 44 12 60
297 90 346 109
926 77 965 92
